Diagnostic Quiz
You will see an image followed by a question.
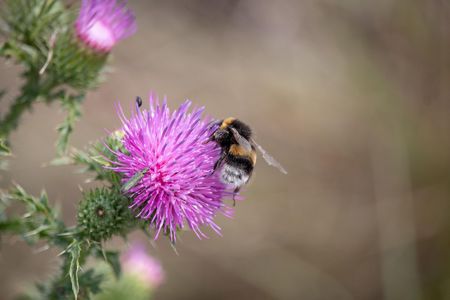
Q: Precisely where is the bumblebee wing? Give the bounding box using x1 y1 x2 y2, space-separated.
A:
251 138 287 174
230 127 252 152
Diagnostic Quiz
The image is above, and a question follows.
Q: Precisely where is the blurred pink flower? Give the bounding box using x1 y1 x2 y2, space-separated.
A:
121 243 165 289
75 0 137 52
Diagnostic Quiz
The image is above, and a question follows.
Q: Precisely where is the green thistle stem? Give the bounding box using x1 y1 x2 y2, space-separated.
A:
0 93 35 138
0 70 56 139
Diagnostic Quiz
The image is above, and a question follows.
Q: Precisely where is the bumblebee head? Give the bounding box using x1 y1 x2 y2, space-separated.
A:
213 128 230 143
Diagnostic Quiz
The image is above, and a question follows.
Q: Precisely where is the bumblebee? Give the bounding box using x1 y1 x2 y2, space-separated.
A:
208 117 287 205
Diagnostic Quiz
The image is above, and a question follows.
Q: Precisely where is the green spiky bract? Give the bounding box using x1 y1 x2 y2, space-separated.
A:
78 188 135 242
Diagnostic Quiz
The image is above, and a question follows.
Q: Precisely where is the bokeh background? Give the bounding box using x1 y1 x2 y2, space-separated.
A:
1 0 450 299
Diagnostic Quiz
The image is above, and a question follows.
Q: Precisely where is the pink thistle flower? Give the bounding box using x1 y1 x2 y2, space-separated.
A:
121 243 165 289
75 0 137 52
109 95 232 242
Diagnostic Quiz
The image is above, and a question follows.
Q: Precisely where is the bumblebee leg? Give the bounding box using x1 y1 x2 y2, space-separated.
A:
232 186 241 206
211 152 226 175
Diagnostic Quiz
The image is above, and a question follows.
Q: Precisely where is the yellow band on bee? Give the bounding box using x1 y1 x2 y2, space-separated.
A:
230 144 257 165
220 117 235 129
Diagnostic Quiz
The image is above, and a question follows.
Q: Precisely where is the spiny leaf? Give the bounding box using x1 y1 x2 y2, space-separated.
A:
0 218 23 232
122 168 148 192
10 184 54 218
56 94 83 155
102 250 121 278
79 269 104 296
0 138 11 156
24 224 52 237
48 155 72 166
90 155 111 167
0 185 67 247
71 133 124 186
69 241 81 300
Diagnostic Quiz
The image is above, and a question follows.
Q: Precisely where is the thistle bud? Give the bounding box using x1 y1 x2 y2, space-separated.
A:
78 188 135 241
75 0 137 53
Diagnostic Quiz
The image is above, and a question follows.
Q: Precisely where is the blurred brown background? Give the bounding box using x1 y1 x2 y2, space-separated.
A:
2 0 450 299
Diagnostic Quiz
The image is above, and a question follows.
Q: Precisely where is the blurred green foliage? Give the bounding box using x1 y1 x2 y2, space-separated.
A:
0 132 152 299
0 0 109 155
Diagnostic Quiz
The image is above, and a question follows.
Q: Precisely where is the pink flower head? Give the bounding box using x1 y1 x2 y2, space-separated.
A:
75 0 137 52
109 95 232 242
121 243 164 288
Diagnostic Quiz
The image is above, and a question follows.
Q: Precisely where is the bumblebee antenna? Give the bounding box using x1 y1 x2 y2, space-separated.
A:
136 96 143 108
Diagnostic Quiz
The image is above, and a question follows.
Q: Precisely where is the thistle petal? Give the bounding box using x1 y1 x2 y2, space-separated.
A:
109 96 233 242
